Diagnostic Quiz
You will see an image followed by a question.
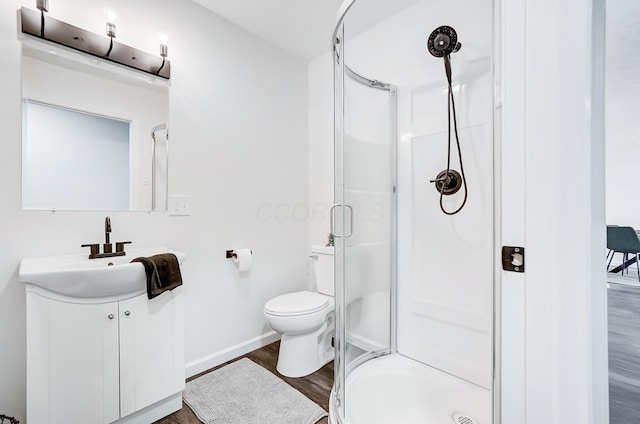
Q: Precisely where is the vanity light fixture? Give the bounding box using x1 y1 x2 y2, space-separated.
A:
18 5 171 79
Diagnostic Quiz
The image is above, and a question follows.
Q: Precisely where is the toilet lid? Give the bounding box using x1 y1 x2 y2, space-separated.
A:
264 291 329 316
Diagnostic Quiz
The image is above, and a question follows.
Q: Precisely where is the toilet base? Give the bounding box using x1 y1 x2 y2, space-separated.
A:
276 315 334 378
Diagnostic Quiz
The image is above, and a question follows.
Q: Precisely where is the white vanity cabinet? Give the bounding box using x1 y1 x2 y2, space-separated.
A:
26 286 184 424
118 290 184 417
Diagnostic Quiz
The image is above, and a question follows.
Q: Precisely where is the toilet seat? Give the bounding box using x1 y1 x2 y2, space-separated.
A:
264 290 329 316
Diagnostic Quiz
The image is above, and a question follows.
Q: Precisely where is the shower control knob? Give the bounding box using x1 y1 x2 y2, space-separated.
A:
431 169 463 195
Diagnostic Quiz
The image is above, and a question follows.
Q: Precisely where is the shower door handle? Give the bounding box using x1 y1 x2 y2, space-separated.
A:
330 204 353 238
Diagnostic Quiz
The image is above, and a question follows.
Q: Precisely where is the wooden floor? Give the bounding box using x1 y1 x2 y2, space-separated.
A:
608 283 640 423
154 341 333 424
154 284 640 424
157 284 639 423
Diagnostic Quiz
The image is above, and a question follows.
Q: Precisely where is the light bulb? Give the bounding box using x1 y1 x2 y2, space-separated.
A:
159 32 169 58
104 8 117 24
104 8 117 38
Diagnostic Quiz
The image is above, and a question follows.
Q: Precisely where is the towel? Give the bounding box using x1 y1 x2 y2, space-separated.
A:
131 253 183 299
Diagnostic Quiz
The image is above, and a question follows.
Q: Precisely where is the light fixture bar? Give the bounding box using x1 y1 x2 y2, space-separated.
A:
18 7 170 80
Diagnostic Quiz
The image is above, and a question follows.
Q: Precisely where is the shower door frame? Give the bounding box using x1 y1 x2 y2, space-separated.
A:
332 19 398 422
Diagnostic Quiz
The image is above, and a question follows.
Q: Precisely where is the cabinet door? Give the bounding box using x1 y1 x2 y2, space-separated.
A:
26 292 120 424
119 288 184 417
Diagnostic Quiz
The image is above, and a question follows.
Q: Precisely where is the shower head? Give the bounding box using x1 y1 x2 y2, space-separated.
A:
427 25 461 58
428 25 462 85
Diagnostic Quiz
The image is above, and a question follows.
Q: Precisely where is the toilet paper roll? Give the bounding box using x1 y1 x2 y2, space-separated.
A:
232 249 252 272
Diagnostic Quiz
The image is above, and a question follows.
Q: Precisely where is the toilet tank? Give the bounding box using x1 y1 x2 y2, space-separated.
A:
311 245 334 296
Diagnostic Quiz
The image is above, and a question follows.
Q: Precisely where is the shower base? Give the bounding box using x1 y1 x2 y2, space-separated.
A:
329 353 491 424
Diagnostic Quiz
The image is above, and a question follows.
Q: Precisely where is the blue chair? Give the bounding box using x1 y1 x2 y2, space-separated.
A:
607 226 640 280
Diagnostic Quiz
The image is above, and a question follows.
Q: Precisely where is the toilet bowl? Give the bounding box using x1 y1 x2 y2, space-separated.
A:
264 245 334 378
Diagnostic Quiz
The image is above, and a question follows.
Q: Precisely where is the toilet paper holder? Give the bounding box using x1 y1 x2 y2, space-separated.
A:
226 249 252 259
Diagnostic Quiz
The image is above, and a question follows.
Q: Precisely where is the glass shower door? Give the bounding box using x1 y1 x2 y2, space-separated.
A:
333 24 346 419
333 23 397 421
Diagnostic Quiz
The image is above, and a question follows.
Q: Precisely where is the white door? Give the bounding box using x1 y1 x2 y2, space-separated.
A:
26 292 120 423
119 289 184 417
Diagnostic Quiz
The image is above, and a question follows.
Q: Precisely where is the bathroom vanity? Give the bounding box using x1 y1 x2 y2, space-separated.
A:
19 248 186 423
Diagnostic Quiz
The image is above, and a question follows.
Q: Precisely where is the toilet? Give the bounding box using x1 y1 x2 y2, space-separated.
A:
264 245 334 378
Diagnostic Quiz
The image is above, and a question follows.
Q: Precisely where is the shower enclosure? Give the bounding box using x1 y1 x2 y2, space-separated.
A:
330 0 497 423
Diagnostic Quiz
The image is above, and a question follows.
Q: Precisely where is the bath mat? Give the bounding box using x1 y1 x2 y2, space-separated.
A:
183 358 328 424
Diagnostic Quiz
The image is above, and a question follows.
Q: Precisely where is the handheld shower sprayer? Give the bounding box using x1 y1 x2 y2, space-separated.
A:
427 25 461 83
427 25 468 215
427 25 461 57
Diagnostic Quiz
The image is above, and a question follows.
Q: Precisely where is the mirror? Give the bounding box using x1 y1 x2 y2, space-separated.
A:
21 40 169 211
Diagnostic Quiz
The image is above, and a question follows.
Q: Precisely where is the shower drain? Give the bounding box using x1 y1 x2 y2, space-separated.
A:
452 413 479 424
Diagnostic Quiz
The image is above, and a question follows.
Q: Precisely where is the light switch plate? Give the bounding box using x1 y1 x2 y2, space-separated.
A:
169 195 191 216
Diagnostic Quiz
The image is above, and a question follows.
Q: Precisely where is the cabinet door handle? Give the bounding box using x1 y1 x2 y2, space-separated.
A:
108 314 115 320
124 310 131 317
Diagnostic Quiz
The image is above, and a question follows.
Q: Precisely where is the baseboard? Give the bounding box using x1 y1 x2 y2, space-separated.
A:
117 392 181 423
185 331 281 378
347 332 387 353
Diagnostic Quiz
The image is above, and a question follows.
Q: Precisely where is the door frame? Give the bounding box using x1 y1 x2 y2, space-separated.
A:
499 0 608 422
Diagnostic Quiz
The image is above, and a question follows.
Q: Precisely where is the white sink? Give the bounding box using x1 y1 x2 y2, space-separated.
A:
19 246 186 299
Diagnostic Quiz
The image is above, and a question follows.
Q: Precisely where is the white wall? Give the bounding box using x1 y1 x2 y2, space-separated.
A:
605 0 640 228
0 1 309 421
308 54 334 247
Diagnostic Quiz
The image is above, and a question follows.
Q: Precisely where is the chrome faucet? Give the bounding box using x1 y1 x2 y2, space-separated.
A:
81 216 131 259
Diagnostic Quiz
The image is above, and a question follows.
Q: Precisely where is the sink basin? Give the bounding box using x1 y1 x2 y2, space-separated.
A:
19 246 186 299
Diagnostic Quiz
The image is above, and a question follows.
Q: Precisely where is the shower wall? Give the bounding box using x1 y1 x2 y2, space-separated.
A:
334 0 494 389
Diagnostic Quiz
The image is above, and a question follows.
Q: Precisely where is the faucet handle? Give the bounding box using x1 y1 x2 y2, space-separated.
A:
81 243 100 259
115 241 132 253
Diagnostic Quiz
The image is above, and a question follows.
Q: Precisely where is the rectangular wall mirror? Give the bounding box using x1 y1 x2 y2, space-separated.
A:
21 39 169 211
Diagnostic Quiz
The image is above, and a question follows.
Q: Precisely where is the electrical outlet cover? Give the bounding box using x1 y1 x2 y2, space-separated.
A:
168 195 191 216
